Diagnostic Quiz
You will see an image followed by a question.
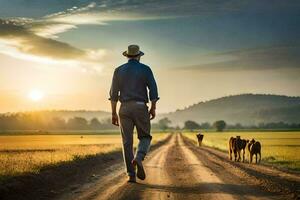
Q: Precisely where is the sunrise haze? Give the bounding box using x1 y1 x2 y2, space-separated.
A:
1 0 300 113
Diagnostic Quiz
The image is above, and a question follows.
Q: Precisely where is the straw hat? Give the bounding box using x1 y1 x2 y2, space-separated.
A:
123 45 144 57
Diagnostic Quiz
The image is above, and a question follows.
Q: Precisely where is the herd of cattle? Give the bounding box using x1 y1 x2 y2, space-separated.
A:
196 133 261 164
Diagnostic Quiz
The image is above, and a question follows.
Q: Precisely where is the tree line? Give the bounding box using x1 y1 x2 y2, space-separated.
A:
154 118 300 131
0 113 116 131
1 113 299 132
153 118 227 131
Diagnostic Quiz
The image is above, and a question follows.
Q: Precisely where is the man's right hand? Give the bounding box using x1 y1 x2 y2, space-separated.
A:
112 113 119 126
149 107 156 120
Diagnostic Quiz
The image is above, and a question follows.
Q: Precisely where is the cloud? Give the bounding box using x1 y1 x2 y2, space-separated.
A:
1 0 299 72
40 0 248 24
0 1 174 71
15 2 102 38
3 0 296 37
0 2 135 71
0 0 248 18
11 0 299 39
0 19 84 59
0 2 115 72
0 19 108 72
177 45 300 71
9 0 251 37
2 0 299 19
30 23 77 38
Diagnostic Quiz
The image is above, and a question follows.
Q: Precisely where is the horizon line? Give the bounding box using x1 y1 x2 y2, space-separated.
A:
1 92 299 115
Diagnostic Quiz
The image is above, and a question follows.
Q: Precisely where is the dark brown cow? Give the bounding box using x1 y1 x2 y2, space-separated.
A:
229 136 248 162
247 139 261 164
236 136 248 162
196 133 204 146
229 137 237 161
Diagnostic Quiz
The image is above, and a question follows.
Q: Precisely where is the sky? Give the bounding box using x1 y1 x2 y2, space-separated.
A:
0 0 300 113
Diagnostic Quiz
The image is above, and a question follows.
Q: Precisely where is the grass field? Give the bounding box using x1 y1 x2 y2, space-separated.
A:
0 133 168 178
184 131 300 171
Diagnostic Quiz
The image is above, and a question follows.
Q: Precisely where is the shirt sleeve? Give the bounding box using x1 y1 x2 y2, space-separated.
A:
109 69 120 101
146 67 160 101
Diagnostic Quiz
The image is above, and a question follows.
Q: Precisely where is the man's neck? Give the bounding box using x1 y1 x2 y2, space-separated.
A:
128 58 140 62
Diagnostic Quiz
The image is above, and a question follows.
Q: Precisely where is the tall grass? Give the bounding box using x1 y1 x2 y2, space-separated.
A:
0 133 168 178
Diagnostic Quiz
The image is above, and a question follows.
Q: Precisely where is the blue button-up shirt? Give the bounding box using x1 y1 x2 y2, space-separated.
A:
109 59 159 103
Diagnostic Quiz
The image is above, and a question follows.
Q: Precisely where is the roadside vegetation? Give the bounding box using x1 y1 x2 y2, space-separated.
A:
0 133 168 180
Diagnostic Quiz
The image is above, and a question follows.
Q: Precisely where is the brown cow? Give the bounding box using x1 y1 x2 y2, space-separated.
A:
247 139 261 164
229 136 248 162
236 136 248 162
196 133 204 146
229 137 237 161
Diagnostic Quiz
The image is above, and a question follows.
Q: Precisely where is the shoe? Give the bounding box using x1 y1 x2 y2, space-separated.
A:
132 159 146 180
127 176 136 183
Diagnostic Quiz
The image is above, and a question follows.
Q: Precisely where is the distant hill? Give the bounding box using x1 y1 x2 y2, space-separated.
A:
2 94 300 127
156 94 300 126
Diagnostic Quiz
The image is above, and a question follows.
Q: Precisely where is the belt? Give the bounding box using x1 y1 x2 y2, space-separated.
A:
121 101 146 105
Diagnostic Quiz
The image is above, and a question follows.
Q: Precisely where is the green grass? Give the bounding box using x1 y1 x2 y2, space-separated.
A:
183 131 300 171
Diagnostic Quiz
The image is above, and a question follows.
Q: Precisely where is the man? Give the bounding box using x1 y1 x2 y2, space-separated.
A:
109 45 159 183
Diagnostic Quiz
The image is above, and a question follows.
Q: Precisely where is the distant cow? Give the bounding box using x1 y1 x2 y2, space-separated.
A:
196 133 204 146
247 139 261 164
229 136 248 162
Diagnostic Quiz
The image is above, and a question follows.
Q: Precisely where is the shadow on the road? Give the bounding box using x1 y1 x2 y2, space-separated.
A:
132 182 275 197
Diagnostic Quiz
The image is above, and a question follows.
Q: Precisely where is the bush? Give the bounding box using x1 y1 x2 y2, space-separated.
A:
213 120 226 132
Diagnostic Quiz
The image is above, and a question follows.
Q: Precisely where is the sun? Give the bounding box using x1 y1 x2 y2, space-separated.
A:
28 89 44 102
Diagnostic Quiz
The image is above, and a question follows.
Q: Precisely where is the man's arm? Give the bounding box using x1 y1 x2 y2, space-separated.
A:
109 69 120 126
149 100 157 120
146 67 159 120
110 101 119 126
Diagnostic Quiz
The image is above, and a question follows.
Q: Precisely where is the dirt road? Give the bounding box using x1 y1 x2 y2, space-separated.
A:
59 133 299 200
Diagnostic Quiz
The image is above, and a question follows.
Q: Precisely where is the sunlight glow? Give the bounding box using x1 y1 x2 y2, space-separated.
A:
28 89 44 102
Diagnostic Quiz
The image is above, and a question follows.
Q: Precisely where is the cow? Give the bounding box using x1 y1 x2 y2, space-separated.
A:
247 139 261 164
196 133 204 146
229 137 237 161
229 136 248 162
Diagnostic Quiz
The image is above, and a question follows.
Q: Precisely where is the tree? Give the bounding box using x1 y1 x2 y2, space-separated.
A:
184 120 200 131
49 117 66 129
90 118 102 130
157 117 171 131
67 117 88 130
234 123 242 129
200 122 211 129
213 120 226 132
